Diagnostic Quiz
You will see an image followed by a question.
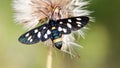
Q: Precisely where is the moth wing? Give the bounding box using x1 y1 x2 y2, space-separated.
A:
57 16 89 31
18 24 51 44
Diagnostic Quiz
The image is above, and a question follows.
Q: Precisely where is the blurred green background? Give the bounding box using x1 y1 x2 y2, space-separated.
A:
0 0 120 68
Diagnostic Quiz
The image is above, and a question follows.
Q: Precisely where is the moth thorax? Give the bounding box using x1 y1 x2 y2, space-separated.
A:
49 20 56 26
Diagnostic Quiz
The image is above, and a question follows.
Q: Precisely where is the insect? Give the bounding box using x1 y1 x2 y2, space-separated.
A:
18 16 89 50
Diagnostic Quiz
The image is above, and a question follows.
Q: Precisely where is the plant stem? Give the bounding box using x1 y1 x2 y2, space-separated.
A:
46 46 52 68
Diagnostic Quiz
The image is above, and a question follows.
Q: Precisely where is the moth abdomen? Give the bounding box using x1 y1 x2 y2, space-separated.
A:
53 38 62 49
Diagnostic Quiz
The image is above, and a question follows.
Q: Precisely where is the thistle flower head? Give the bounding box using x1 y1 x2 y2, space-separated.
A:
13 0 91 55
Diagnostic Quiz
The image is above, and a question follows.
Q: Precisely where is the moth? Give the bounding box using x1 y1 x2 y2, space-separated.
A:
19 16 89 50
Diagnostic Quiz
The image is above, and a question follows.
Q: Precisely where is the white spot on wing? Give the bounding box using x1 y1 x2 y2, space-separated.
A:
63 28 67 33
34 29 38 33
67 23 72 28
25 33 29 37
44 34 48 39
76 18 81 20
43 27 46 29
60 22 63 24
30 39 33 42
58 27 62 31
37 32 41 38
27 36 32 41
47 30 51 35
68 19 72 22
77 24 81 27
76 22 81 24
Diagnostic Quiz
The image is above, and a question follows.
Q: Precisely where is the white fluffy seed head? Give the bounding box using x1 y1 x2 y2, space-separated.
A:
13 0 91 29
61 34 83 56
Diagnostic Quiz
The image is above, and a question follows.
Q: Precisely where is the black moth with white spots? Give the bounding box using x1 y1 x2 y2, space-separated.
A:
19 16 89 49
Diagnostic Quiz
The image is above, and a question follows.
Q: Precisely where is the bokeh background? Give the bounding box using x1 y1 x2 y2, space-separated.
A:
0 0 120 68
